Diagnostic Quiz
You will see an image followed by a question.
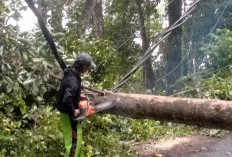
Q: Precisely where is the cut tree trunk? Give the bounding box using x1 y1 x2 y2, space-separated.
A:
92 92 232 130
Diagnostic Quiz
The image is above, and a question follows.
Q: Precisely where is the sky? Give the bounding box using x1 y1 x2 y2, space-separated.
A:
10 0 176 59
14 0 169 32
12 0 193 32
7 1 37 32
18 8 37 31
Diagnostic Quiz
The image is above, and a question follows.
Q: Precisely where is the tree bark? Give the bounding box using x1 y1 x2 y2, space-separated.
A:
83 0 104 37
92 92 232 130
166 0 182 95
135 0 155 91
51 1 64 32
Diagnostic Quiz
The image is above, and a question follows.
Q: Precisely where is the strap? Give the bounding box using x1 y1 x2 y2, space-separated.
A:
25 0 67 70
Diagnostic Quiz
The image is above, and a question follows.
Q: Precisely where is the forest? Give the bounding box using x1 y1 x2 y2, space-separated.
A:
1 0 232 156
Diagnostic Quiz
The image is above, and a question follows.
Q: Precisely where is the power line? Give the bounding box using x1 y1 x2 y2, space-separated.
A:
91 0 179 75
118 0 230 92
156 52 189 83
119 0 231 95
90 26 144 75
167 0 175 6
112 0 200 92
203 1 230 40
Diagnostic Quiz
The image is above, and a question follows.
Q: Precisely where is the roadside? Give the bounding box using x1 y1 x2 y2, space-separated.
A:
131 133 232 157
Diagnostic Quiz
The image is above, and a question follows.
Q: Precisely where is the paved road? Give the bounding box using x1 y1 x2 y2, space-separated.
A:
132 134 232 157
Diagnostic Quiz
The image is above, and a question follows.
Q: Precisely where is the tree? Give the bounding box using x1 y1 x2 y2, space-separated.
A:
50 0 65 32
182 0 232 77
93 92 232 130
135 0 155 91
165 0 182 95
83 0 104 37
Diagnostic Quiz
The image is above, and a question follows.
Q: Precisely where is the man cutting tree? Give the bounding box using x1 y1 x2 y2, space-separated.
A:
56 53 96 157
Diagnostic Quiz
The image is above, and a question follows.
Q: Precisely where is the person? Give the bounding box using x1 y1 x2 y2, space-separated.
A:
56 53 96 157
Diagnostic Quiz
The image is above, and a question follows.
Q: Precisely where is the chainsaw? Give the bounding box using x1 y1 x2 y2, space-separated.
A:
73 94 114 121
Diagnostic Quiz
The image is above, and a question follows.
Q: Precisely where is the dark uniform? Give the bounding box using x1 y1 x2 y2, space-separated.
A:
57 53 96 157
57 67 83 157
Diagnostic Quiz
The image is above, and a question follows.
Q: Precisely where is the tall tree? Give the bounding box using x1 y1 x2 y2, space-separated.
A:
51 0 65 32
165 0 182 95
104 0 139 77
135 0 155 91
83 0 104 37
182 0 232 77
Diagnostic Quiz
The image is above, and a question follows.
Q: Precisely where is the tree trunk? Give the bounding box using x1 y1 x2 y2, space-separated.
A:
51 2 64 32
92 92 232 130
92 0 104 36
166 0 182 95
83 0 104 37
136 0 155 91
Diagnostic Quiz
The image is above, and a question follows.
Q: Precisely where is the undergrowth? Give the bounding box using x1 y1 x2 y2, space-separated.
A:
1 104 221 157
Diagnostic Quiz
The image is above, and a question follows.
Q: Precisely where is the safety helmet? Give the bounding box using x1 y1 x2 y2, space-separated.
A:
74 53 96 69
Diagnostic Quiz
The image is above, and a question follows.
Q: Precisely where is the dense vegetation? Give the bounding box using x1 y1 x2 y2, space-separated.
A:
1 0 232 156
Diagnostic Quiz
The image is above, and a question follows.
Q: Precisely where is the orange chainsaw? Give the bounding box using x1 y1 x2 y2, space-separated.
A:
73 94 114 121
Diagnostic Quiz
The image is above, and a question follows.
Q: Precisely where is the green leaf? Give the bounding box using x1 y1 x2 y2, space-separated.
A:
23 78 36 85
19 70 27 75
0 46 3 57
32 58 45 63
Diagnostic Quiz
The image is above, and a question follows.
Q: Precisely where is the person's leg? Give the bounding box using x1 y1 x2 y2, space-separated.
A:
60 113 82 157
73 121 82 157
60 113 73 157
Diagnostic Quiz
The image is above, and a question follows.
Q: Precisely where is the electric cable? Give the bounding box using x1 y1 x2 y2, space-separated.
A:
112 0 200 92
203 1 230 40
91 0 178 75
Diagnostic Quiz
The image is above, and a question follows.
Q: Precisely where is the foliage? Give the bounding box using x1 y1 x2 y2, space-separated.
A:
199 29 232 100
1 0 232 156
62 35 120 89
0 106 64 157
202 75 232 100
0 105 197 157
81 114 196 156
200 29 232 71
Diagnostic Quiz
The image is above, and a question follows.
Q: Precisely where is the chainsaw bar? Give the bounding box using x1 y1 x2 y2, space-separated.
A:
94 101 114 112
73 101 114 121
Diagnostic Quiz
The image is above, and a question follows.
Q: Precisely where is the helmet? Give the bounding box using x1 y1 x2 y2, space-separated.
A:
74 53 96 69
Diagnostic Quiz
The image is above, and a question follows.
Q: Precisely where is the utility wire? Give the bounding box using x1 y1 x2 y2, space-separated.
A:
90 26 144 75
156 52 189 83
112 0 200 92
167 0 175 6
91 0 178 75
170 63 232 97
114 0 229 92
155 1 231 95
203 1 230 40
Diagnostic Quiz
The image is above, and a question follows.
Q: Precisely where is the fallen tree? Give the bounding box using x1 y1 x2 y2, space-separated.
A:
26 0 232 131
92 92 232 130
